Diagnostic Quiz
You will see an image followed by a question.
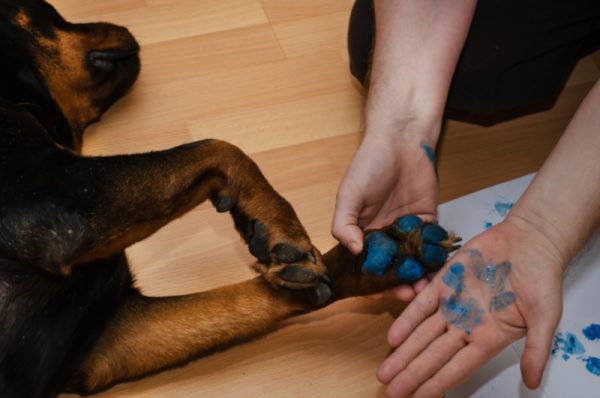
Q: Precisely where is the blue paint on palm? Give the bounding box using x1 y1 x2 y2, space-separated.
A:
443 263 465 294
490 291 516 311
395 257 425 282
394 214 422 233
494 201 514 217
586 357 600 376
421 223 448 244
441 296 484 333
422 243 446 270
362 231 398 276
583 324 600 341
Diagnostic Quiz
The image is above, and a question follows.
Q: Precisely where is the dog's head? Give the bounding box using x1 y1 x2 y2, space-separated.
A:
1 0 141 150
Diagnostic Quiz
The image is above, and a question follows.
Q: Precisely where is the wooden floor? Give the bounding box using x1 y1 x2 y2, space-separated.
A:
53 1 600 397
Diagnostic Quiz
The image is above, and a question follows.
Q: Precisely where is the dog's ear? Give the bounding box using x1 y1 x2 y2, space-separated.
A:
3 2 141 149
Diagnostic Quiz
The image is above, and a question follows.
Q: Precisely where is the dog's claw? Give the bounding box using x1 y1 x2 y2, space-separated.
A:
306 251 316 264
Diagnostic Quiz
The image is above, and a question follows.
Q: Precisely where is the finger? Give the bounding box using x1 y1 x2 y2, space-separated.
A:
389 285 417 302
387 287 439 347
520 312 561 389
378 315 446 383
385 329 467 398
332 194 364 254
413 343 495 398
413 278 430 294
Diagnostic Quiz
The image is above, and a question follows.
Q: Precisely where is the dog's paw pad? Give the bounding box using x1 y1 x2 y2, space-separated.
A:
393 214 423 233
421 223 449 244
362 231 399 276
248 220 271 264
272 243 307 263
361 215 460 282
394 257 425 283
279 264 319 284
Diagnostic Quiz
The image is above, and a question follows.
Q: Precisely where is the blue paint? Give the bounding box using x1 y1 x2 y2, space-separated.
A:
421 223 449 244
394 215 422 233
483 263 496 283
484 221 493 229
490 291 516 311
421 143 436 165
586 357 600 376
362 231 398 276
551 329 600 378
441 296 484 332
443 263 465 294
422 243 447 270
395 257 425 283
583 323 600 341
552 332 586 360
494 201 514 217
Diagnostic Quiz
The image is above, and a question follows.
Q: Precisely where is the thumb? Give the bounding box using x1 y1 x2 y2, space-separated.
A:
520 310 561 389
332 190 365 255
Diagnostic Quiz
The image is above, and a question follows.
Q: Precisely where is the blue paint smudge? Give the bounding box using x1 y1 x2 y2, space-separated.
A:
586 357 600 376
443 263 465 294
490 291 516 311
494 201 514 217
470 254 516 312
421 223 449 244
395 257 425 283
422 243 447 270
361 231 398 276
583 323 600 341
551 329 600 378
421 143 436 165
441 296 484 333
484 221 493 229
552 332 586 360
394 214 422 233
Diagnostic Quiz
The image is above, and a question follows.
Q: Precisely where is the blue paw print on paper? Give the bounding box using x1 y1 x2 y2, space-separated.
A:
552 323 600 377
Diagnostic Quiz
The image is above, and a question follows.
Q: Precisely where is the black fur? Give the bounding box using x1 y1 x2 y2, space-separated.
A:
0 1 141 396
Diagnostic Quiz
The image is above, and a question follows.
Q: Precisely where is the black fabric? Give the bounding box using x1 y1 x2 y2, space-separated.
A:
348 0 600 125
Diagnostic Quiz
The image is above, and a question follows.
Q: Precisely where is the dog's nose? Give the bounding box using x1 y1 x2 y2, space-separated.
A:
87 46 139 72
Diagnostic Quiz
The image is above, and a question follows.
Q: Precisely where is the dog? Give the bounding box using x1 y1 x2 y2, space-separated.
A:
0 1 458 396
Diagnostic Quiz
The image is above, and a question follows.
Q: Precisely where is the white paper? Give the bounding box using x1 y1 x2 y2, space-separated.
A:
436 174 600 398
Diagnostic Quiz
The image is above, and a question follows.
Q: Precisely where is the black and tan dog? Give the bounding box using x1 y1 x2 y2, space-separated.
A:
0 1 458 397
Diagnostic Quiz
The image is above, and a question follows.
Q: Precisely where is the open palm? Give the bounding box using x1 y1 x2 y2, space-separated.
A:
378 220 565 397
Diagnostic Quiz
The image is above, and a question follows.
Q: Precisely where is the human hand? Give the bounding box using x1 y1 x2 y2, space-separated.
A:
377 217 566 397
332 132 439 253
332 131 439 300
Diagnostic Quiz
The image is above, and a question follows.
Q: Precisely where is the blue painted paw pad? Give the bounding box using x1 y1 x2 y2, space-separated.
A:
362 231 399 276
393 214 423 233
395 257 425 283
361 215 458 282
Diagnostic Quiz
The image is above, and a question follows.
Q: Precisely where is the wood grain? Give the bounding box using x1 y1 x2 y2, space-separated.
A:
51 0 599 396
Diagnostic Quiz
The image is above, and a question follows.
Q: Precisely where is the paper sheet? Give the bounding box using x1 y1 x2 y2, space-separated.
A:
436 174 600 398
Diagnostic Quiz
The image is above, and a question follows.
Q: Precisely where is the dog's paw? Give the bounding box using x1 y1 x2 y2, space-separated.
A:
244 219 328 292
361 215 461 282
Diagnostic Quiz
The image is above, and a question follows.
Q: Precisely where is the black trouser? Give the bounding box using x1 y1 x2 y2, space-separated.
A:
348 0 600 125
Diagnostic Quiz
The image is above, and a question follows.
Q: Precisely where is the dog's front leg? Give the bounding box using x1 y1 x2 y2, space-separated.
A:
5 139 325 285
67 277 325 394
